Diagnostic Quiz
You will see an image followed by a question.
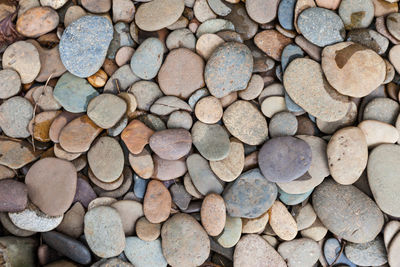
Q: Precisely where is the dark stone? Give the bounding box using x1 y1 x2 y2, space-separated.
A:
133 174 149 199
73 177 97 209
170 183 191 210
0 179 28 212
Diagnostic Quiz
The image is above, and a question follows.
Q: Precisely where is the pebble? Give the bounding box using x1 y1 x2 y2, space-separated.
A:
322 42 386 97
196 33 225 60
72 178 96 208
166 28 196 51
216 215 242 248
111 200 143 236
193 0 217 22
389 232 400 266
279 188 313 205
261 96 287 118
278 238 320 267
245 0 279 24
161 213 210 267
196 19 235 37
144 180 171 223
205 42 253 98
254 30 292 61
324 238 356 267
242 212 269 233
133 174 149 199
87 197 117 210
223 100 268 145
112 0 135 23
298 7 345 47
31 85 62 111
149 129 192 160
345 236 388 266
129 81 162 111
183 173 203 199
207 0 231 16
269 201 298 240
60 16 113 78
316 102 358 134
167 111 193 130
170 183 191 210
0 69 21 99
338 0 374 30
129 149 154 179
0 236 37 267
87 94 127 129
124 237 167 267
359 120 399 147
0 212 35 237
363 97 400 124
56 202 85 238
278 0 296 31
200 193 226 236
64 6 86 27
49 112 82 143
131 38 163 80
0 138 40 169
223 168 277 218
29 110 60 142
292 203 317 231
16 7 59 38
158 48 205 99
384 220 400 248
312 179 384 243
224 4 257 40
81 0 111 13
136 217 161 241
103 65 140 94
152 155 187 180
0 96 33 138
121 120 154 154
388 13 400 41
40 0 68 9
269 112 298 137
84 206 125 258
347 29 389 55
0 179 28 212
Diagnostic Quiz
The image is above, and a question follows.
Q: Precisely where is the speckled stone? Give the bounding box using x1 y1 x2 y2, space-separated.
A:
245 0 279 24
0 179 28 212
278 188 313 205
345 236 387 266
0 69 21 99
347 29 389 55
363 97 399 124
149 129 192 160
124 237 167 267
59 16 113 78
87 94 126 129
278 238 320 267
196 19 235 37
107 22 134 60
131 38 163 80
0 96 33 138
278 0 296 31
339 0 374 30
225 3 257 40
16 6 59 38
254 30 292 61
216 215 242 248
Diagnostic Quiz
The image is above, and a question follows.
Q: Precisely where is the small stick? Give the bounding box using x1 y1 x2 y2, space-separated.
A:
114 79 121 94
329 240 346 267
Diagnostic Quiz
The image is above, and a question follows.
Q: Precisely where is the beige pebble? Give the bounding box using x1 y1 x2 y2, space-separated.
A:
183 173 203 199
115 47 135 67
111 200 144 236
300 218 328 241
88 197 117 210
195 96 223 124
384 220 400 248
269 201 298 241
358 120 399 147
261 96 287 118
196 33 224 60
242 212 269 234
128 149 154 179
238 74 264 100
136 216 161 241
193 0 216 22
200 193 226 236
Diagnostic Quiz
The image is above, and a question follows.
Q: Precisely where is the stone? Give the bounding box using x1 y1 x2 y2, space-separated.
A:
294 35 321 61
269 112 298 137
363 97 399 124
358 120 399 147
31 85 62 111
0 96 33 138
193 0 217 22
278 0 296 31
323 238 357 267
131 38 163 80
300 218 327 241
49 112 82 143
129 149 154 179
0 69 21 99
149 129 192 160
223 168 277 218
167 111 193 130
144 180 171 223
388 232 400 267
170 183 191 210
216 215 242 248
293 203 317 231
121 120 154 154
224 3 257 40
0 212 35 237
254 30 292 61
200 193 226 236
104 65 140 94
116 47 135 66
373 0 398 16
113 0 135 23
166 28 196 51
30 110 61 142
87 94 127 129
207 0 231 16
195 96 223 124
81 0 111 13
205 42 253 98
278 188 313 206
64 6 87 27
133 174 149 199
124 237 167 267
16 7 58 38
59 16 113 78
261 96 287 118
151 96 192 116
152 155 187 180
241 212 269 234
345 236 388 266
196 19 235 37
129 81 162 111
84 206 125 258
384 220 400 248
87 69 108 88
0 237 37 267
196 34 224 60
245 0 279 23
294 0 316 33
388 14 400 42
338 0 374 29
312 179 384 243
238 74 263 100
316 102 358 135
0 138 40 169
72 178 96 209
269 201 298 241
40 0 68 9
56 202 85 238
278 238 320 267
0 179 27 212
183 173 203 199
223 100 268 145
111 200 143 236
136 217 161 242
347 29 389 55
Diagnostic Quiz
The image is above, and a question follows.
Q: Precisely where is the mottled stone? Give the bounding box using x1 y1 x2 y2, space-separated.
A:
131 38 163 80
124 237 167 267
339 0 374 30
16 7 59 38
278 238 320 267
143 180 171 223
201 193 226 236
345 236 387 266
149 129 192 160
0 179 27 212
254 30 293 61
0 96 33 138
216 215 242 248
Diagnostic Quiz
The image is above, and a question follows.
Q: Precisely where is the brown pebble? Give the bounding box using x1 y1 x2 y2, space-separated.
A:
121 120 154 154
201 193 226 236
143 180 172 223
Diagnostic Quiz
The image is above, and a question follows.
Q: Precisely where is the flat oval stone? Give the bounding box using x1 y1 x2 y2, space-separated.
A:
103 65 140 94
166 28 196 50
223 168 277 218
84 206 125 258
196 19 235 37
149 129 192 160
124 237 167 267
205 42 253 98
193 0 216 22
81 0 111 13
300 218 328 242
278 0 296 31
269 201 298 241
59 16 113 78
143 180 171 223
278 238 320 267
223 100 268 145
246 0 279 24
136 217 161 242
129 149 154 179
292 203 317 231
0 96 33 138
129 81 162 111
384 220 400 248
31 85 62 111
345 236 387 266
322 42 386 97
121 120 154 154
56 202 85 238
0 138 40 169
283 58 350 122
54 72 99 113
135 0 184 31
152 155 187 181
323 237 356 267
87 94 127 129
88 136 124 183
312 179 384 243
368 144 400 217
359 120 399 147
133 174 149 199
316 101 358 135
242 212 269 234
200 193 226 236
161 213 210 267
25 157 77 216
16 6 59 38
158 48 205 99
0 179 28 212
298 7 345 47
269 112 298 138
363 97 399 124
192 121 230 161
0 69 21 99
131 38 163 80
278 188 313 206
167 111 193 130
234 234 286 267
259 136 312 183
339 0 374 30
170 183 191 210
216 215 242 248
30 110 61 142
224 4 257 41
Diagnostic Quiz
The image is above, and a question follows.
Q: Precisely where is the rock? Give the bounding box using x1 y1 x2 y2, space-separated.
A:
30 85 62 111
323 238 357 267
0 179 27 212
194 96 223 124
205 42 253 98
81 0 111 13
64 6 87 27
135 0 184 31
130 38 163 80
0 96 33 138
363 97 399 124
87 94 127 129
136 217 161 241
152 155 187 181
161 213 210 267
242 212 269 233
59 16 113 78
223 168 277 218
133 174 149 199
158 48 205 99
116 47 135 67
278 238 320 267
30 110 61 142
224 3 257 40
167 111 193 130
111 200 143 236
0 138 40 169
269 201 298 240
124 237 167 267
200 193 226 236
196 19 235 37
316 102 358 135
298 7 345 47
278 188 313 206
196 34 225 60
16 7 58 38
56 202 85 238
300 218 327 241
0 212 35 237
170 183 191 210
388 232 400 267
269 112 298 137
104 65 140 94
216 215 242 248
150 96 192 115
339 0 374 29
143 180 171 223
121 120 154 154
40 0 68 9
347 29 389 55
129 149 154 179
0 237 37 267
223 100 268 145
0 69 21 99
321 42 386 97
358 120 399 147
312 179 384 243
384 220 400 248
208 0 231 16
278 0 296 31
345 236 388 266
293 203 317 231
149 129 192 160
25 157 77 216
254 30 292 61
112 0 135 23
245 0 279 23
166 28 196 50
49 112 82 143
84 206 125 258
193 0 216 22
129 81 163 111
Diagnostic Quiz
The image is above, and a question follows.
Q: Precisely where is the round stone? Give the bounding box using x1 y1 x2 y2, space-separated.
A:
223 100 268 145
88 136 124 183
131 38 163 80
300 218 328 242
339 0 374 29
135 0 184 31
292 203 317 231
259 136 312 183
161 213 210 267
345 236 388 266
278 0 297 31
0 96 33 138
0 69 21 99
158 48 205 99
297 7 345 47
245 0 279 23
16 7 59 38
124 237 167 267
129 81 163 111
0 179 28 212
363 97 400 124
152 155 187 181
242 212 269 234
2 41 40 84
31 85 62 111
216 215 242 248
224 4 257 40
64 6 87 27
136 217 161 242
261 96 287 118
149 129 192 160
143 180 171 223
312 179 384 243
110 200 143 236
278 238 320 267
358 120 399 147
40 0 68 9
205 42 253 98
167 111 193 130
269 201 298 241
200 193 226 236
59 16 113 78
193 0 216 22
129 149 154 179
84 206 125 258
321 42 386 97
269 112 298 138
56 202 85 238
195 96 223 124
87 94 127 129
196 33 225 60
238 74 263 100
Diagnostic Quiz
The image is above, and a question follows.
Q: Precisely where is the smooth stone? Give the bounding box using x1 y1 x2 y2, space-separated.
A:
84 206 125 258
373 0 398 16
300 218 328 241
0 96 33 138
143 180 171 223
193 0 217 22
245 0 279 23
112 0 135 23
224 3 257 40
111 200 143 236
124 237 167 267
136 217 161 242
261 96 287 118
368 144 400 217
223 168 277 218
131 38 163 80
104 65 140 94
151 96 192 116
81 0 111 13
269 201 298 240
322 42 386 98
298 7 345 47
56 202 84 238
0 69 21 99
129 149 154 179
0 237 37 267
259 136 312 183
359 120 399 147
223 100 268 145
95 167 133 198
208 0 231 15
161 213 210 267
25 157 77 216
0 179 28 212
158 48 205 99
54 72 99 113
323 238 357 267
278 238 320 267
316 101 358 134
187 153 224 195
188 88 210 109
269 112 298 137
0 138 40 169
96 258 133 267
167 111 193 130
87 94 127 129
40 0 68 9
192 121 230 161
42 231 91 265
149 129 192 160
283 58 350 122
292 203 317 231
294 35 321 61
107 115 128 137
87 197 117 210
117 92 137 118
64 6 87 27
254 30 292 61
339 0 374 29
278 188 313 206
347 29 389 55
16 6 58 38
129 81 162 111
30 110 61 142
30 85 62 111
345 236 387 266
312 179 384 243
390 45 400 75
0 212 35 237
116 47 135 66
72 178 96 209
388 232 400 266
238 74 263 101
216 215 242 248
363 97 399 124
60 16 113 78
281 44 304 71
2 41 41 84
107 22 134 59
166 28 196 51
201 193 226 236
278 0 296 30
183 173 203 199
196 19 235 37
195 96 223 124
241 212 269 234
49 111 82 143
133 174 149 199
234 234 286 267
9 202 63 232
384 220 400 248
121 120 154 154
151 155 187 181
294 0 316 33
